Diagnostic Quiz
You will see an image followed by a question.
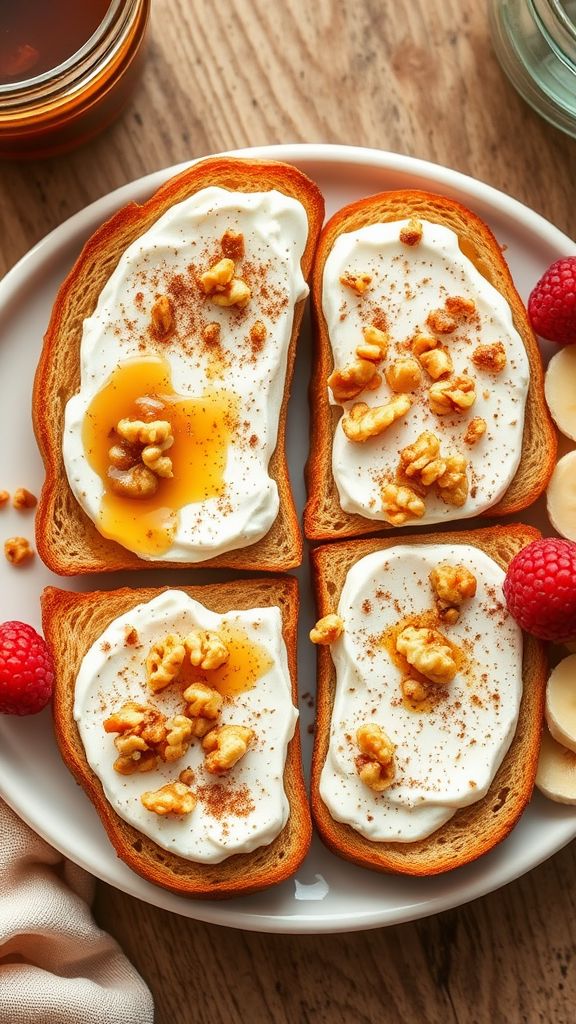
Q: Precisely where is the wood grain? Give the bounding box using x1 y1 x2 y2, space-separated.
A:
2 0 576 1021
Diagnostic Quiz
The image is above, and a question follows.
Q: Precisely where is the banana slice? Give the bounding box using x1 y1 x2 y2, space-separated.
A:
536 726 576 804
545 346 576 441
545 654 576 751
546 451 576 542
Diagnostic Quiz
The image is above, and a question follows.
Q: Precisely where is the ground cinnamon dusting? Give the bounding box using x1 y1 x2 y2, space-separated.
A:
196 781 255 820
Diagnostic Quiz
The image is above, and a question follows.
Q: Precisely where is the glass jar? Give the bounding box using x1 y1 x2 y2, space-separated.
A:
489 0 576 139
0 0 150 160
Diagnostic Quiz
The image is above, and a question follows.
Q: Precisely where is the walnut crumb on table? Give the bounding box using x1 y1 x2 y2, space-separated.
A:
0 491 9 507
4 536 34 565
12 488 37 510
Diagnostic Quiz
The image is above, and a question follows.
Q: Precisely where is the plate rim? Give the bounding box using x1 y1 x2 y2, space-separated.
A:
1 141 575 934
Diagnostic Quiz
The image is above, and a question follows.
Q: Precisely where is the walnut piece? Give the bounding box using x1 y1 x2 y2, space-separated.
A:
463 416 487 445
116 419 174 478
429 376 476 415
141 781 197 816
0 490 9 506
104 700 167 774
107 463 159 498
183 680 223 737
150 295 173 338
4 536 34 565
309 614 344 645
328 358 381 403
146 634 186 692
396 625 457 684
471 340 507 373
381 482 425 526
402 678 429 702
340 271 372 295
399 218 423 246
163 715 195 762
249 320 267 350
342 394 411 442
200 257 251 308
445 295 476 319
202 724 254 774
108 418 174 495
184 629 229 671
419 346 453 380
221 229 245 261
437 454 469 507
355 723 396 791
399 431 446 487
426 308 457 334
12 488 37 510
202 321 221 345
385 358 422 392
211 278 251 308
430 562 477 623
356 324 389 362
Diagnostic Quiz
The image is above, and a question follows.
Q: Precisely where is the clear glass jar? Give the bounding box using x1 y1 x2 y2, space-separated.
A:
0 0 150 159
489 0 576 139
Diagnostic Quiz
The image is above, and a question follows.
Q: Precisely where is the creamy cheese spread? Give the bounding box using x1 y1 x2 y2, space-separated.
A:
74 590 298 862
319 544 523 842
63 186 309 560
323 219 530 525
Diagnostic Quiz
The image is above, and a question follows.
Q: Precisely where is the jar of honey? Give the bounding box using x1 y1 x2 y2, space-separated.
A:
0 0 150 159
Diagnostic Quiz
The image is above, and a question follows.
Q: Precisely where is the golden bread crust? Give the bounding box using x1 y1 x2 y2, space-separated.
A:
34 157 325 574
310 523 547 876
42 576 312 897
304 190 557 540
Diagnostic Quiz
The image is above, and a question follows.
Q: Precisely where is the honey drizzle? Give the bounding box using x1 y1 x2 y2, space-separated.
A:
177 624 273 697
82 356 238 555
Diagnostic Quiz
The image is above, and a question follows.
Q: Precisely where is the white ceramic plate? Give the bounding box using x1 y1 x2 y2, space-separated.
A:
1 143 575 935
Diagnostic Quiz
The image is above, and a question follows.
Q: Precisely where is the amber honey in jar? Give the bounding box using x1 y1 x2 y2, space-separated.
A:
0 0 150 158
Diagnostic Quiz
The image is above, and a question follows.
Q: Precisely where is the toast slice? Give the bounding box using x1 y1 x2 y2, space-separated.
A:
310 524 547 876
304 190 557 541
34 156 324 574
42 576 311 898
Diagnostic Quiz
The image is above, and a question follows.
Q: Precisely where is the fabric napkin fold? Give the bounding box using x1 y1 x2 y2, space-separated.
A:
0 797 154 1024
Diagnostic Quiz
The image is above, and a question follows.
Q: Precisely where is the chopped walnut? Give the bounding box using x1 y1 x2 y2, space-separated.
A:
396 625 457 684
12 488 37 510
107 463 159 498
356 325 389 362
399 218 423 246
184 629 229 671
355 724 396 791
411 333 437 358
249 320 267 349
146 634 186 692
342 394 411 442
150 295 173 338
163 715 195 762
402 678 429 703
471 340 507 373
114 750 158 775
112 418 174 486
0 490 9 506
340 271 372 295
437 454 469 507
419 346 453 380
104 700 167 774
430 562 477 623
445 295 476 319
4 536 34 565
183 681 223 737
328 358 381 402
309 614 344 645
426 308 457 334
141 781 197 816
202 724 254 774
429 376 476 414
463 417 487 445
211 278 251 308
199 257 235 294
202 321 221 345
385 358 422 392
399 431 446 487
381 482 425 526
221 229 245 261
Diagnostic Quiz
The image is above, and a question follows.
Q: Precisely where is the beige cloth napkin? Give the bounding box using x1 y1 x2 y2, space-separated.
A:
0 798 154 1024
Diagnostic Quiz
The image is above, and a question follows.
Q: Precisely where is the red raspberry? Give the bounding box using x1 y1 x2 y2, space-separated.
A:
0 621 54 715
528 257 576 345
503 538 576 642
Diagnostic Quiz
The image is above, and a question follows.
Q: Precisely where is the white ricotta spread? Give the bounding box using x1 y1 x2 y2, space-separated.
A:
322 219 530 525
74 590 298 863
319 544 523 842
63 186 309 560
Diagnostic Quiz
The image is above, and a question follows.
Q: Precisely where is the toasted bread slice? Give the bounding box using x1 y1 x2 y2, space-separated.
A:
304 190 557 541
310 524 547 876
34 157 324 574
42 576 311 898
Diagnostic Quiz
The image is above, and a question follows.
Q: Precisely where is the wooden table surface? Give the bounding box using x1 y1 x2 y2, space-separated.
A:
2 1 576 1021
